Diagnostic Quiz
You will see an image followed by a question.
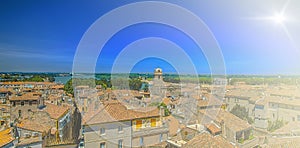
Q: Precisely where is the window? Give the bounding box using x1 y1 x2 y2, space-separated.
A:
151 119 156 127
18 110 22 117
235 98 239 103
100 142 105 148
21 101 24 106
159 134 163 142
140 137 144 146
136 120 142 130
118 126 123 132
29 101 32 106
118 139 123 148
100 128 105 135
255 105 264 110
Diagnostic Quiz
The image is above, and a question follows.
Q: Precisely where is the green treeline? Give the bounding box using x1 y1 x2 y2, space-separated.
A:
64 77 145 96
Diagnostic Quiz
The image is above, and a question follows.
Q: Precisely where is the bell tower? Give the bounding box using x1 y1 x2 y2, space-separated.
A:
154 68 163 80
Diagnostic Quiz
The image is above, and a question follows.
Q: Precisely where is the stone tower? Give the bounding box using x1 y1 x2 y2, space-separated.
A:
154 68 163 80
150 68 165 97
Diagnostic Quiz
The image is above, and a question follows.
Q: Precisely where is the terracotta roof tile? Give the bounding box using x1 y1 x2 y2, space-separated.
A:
9 93 41 101
17 119 51 133
0 128 15 147
162 98 171 105
199 109 251 132
44 103 70 119
184 132 234 148
0 88 13 93
84 101 159 125
205 123 221 135
50 85 64 89
165 116 180 136
197 95 223 107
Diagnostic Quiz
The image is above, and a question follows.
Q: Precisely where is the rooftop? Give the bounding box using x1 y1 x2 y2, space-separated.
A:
196 94 223 107
0 81 54 85
268 96 300 107
199 109 251 132
84 100 160 125
272 121 300 135
165 116 180 136
17 119 51 133
184 132 234 148
0 128 15 147
44 103 70 119
205 122 221 135
9 93 41 101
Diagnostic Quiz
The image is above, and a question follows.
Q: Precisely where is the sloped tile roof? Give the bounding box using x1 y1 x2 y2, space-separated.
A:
17 119 51 133
44 103 70 120
0 128 14 147
199 109 251 132
84 100 159 125
184 132 234 148
9 93 40 101
205 123 221 135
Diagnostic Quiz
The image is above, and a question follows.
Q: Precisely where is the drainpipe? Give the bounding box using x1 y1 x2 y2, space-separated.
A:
131 120 133 148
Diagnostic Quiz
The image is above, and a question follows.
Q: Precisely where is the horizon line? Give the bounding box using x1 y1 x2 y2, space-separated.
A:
1 71 300 76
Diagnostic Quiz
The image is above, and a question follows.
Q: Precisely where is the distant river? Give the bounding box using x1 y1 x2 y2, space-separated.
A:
54 76 71 84
54 74 101 84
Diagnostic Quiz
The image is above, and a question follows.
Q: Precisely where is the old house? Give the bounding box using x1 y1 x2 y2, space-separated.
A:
83 100 169 148
9 92 44 120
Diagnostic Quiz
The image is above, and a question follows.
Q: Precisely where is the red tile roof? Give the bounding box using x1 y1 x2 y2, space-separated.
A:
205 123 221 135
184 132 234 148
17 119 51 133
9 93 41 101
0 128 15 147
84 100 159 125
165 116 180 136
199 109 251 132
44 103 70 120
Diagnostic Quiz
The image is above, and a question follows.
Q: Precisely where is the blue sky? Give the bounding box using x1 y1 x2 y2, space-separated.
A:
1 0 300 74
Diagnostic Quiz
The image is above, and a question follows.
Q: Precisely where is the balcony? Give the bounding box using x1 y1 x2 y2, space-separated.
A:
132 126 169 138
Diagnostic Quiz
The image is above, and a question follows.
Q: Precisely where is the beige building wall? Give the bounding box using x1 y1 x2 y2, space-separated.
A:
268 103 300 122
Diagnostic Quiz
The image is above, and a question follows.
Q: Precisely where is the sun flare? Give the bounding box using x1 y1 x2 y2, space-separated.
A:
271 13 286 24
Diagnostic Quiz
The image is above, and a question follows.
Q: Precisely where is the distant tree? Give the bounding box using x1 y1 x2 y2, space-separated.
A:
112 78 128 90
48 76 55 82
158 102 170 116
143 83 149 92
230 104 253 124
149 102 160 107
149 102 170 116
267 119 285 132
129 78 142 90
64 79 74 96
24 75 44 82
96 78 111 89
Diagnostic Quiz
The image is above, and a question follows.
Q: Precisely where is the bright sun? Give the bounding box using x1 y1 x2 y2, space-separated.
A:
271 13 286 24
